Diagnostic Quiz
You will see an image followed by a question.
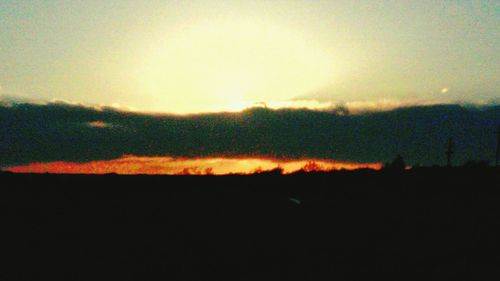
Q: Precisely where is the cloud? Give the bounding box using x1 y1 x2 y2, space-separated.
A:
85 121 113 129
0 95 138 113
214 98 450 115
0 101 499 167
0 94 35 107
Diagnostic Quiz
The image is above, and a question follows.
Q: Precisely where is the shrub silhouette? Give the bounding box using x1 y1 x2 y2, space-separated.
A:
384 155 406 171
254 166 284 175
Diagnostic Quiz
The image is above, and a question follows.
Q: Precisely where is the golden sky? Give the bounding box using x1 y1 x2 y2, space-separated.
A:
5 156 382 175
0 1 499 114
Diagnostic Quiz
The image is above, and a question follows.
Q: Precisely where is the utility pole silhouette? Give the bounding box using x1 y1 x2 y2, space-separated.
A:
496 125 500 167
446 137 454 167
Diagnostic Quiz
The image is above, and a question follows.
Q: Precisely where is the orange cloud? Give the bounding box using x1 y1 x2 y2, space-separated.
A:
5 156 382 175
86 121 111 128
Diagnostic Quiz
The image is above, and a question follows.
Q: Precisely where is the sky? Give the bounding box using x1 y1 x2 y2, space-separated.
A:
1 1 499 114
1 1 499 173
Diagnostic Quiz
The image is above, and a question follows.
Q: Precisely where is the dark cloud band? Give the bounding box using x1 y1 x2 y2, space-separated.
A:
1 102 499 167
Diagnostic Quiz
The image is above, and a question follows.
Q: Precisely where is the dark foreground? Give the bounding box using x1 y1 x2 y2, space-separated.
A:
2 168 500 280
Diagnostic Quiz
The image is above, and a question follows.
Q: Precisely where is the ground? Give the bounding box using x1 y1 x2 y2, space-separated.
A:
1 168 500 280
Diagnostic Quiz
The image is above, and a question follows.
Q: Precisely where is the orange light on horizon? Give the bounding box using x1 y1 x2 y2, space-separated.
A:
4 156 382 175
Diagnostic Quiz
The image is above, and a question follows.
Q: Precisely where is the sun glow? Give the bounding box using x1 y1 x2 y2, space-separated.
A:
140 18 337 114
5 156 382 175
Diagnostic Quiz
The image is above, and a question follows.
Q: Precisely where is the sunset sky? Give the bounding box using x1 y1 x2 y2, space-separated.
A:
1 1 499 174
1 1 499 113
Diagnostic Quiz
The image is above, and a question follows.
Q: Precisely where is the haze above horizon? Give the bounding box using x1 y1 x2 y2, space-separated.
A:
1 1 498 114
